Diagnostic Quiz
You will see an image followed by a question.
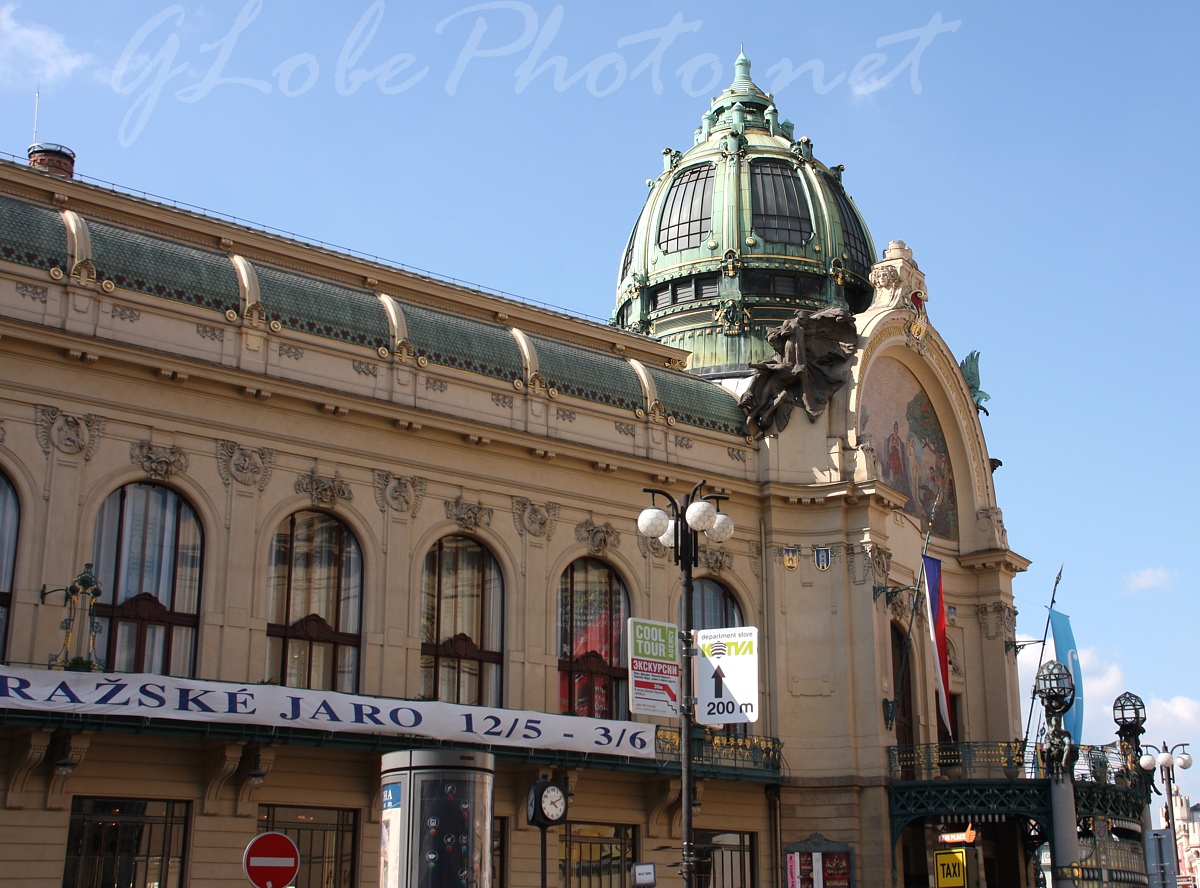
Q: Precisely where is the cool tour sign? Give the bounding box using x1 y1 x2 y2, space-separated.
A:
695 627 759 725
244 831 300 888
628 617 680 718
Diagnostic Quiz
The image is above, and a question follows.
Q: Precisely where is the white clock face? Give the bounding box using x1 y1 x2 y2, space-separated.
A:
540 784 566 821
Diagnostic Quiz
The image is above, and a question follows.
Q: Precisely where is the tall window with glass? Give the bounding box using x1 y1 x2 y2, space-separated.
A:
92 483 202 676
266 511 362 693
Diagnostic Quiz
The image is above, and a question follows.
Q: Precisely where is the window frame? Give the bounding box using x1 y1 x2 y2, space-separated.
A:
419 535 505 706
657 164 716 254
266 510 363 694
257 804 358 888
0 470 18 663
62 796 190 888
557 558 630 719
92 482 203 677
750 159 813 246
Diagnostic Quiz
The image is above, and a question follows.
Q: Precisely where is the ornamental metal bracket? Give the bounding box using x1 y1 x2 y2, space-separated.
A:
883 698 899 731
873 583 914 605
1005 639 1038 657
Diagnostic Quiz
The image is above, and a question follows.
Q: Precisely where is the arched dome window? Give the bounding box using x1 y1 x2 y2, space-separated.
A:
267 510 362 693
751 159 813 245
558 558 629 718
93 483 203 676
825 176 872 271
420 536 504 706
0 471 17 663
657 164 716 254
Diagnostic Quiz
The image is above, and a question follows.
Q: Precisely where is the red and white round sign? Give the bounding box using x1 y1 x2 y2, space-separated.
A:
243 831 300 888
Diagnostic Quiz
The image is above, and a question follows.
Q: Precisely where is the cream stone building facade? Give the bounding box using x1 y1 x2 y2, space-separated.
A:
0 59 1061 888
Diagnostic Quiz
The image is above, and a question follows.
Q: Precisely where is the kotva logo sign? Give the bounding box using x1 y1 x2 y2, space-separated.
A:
110 1 960 145
695 627 759 725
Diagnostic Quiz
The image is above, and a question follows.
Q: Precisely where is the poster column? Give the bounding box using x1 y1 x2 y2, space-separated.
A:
380 750 495 888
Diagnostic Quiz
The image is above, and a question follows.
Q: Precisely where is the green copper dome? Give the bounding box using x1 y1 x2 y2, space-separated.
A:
612 51 876 378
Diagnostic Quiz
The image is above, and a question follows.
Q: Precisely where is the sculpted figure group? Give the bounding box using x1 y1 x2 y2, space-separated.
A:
738 306 858 439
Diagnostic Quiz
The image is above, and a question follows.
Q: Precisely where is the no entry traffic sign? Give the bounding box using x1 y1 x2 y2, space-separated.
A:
244 831 300 888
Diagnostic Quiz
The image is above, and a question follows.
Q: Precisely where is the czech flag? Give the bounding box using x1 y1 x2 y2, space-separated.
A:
923 555 952 736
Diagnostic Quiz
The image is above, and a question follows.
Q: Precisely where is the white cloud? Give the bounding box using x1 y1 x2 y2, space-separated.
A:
0 4 91 90
1123 566 1177 592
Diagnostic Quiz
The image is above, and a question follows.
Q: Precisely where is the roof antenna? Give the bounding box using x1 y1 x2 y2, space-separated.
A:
33 78 40 143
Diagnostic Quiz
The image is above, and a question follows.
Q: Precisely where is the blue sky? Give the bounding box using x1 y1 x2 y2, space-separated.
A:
4 2 1198 805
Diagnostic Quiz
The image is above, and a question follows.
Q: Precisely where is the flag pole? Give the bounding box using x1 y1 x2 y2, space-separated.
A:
1022 564 1064 747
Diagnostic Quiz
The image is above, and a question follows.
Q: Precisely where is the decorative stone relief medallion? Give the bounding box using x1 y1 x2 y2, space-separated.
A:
295 468 352 507
131 441 188 480
35 405 106 461
215 440 276 491
511 497 560 539
446 496 492 531
575 519 619 556
372 471 427 516
636 533 667 560
699 545 731 575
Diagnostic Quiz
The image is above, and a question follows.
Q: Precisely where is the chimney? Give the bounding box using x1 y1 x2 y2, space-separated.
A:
27 143 75 178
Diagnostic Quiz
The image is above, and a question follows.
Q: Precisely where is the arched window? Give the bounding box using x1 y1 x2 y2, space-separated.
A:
825 175 872 271
682 579 746 734
558 558 629 718
420 536 504 706
0 471 18 663
657 164 715 254
92 483 203 676
684 578 745 630
750 159 813 245
267 511 362 693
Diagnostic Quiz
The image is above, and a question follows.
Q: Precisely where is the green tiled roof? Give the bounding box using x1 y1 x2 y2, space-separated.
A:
0 194 66 272
400 301 523 382
88 218 239 314
530 335 644 413
646 365 746 435
254 263 390 351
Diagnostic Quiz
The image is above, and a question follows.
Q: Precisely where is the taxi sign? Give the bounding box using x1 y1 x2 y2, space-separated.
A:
244 831 300 888
933 848 967 888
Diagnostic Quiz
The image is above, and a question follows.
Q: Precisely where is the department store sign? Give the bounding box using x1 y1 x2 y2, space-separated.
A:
0 665 656 760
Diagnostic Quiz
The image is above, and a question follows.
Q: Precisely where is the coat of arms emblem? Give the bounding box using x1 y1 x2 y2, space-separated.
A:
814 547 832 571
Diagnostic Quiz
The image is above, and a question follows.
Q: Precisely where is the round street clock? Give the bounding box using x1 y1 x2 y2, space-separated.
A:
526 780 568 827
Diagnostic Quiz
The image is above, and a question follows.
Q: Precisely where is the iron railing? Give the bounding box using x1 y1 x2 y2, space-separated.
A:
888 740 1147 787
657 726 784 775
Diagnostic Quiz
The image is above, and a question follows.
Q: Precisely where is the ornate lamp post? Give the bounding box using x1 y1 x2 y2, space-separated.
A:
637 481 733 888
1036 660 1081 888
1113 692 1148 790
1141 740 1193 884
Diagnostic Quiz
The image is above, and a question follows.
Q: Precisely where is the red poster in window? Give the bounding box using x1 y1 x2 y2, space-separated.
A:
822 851 851 888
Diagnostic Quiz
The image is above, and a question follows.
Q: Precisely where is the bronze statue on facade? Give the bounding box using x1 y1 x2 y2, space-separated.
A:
739 307 858 439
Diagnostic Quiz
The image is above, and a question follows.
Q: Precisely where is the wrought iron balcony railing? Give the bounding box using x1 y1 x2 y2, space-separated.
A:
888 741 1031 781
657 726 784 776
888 740 1149 787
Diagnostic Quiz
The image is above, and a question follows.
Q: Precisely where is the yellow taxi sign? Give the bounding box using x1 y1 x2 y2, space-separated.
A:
934 849 967 888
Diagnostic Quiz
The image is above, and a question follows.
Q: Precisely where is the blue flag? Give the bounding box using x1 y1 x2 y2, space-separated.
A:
1049 608 1083 744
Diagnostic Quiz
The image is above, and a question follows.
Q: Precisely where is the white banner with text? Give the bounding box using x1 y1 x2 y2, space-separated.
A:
0 665 657 759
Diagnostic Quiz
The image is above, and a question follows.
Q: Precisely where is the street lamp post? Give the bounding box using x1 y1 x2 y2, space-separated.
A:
637 481 733 888
1141 740 1193 884
1036 660 1081 888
